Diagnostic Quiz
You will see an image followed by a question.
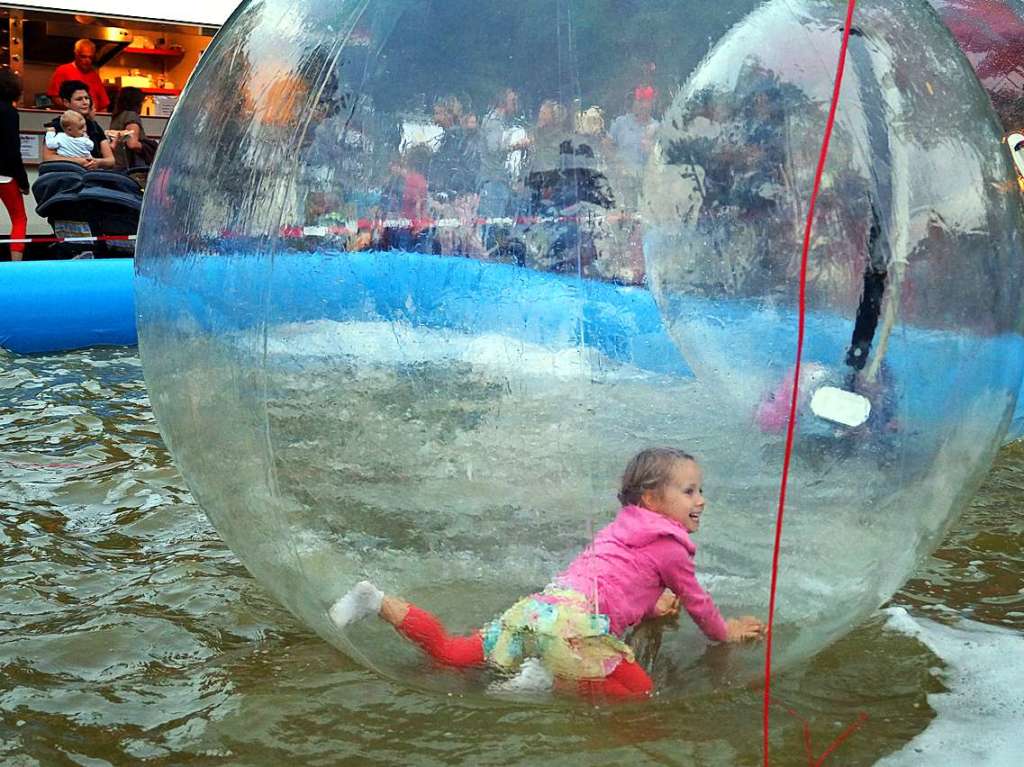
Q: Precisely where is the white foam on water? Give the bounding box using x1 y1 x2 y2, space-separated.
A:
263 319 627 380
878 606 1024 766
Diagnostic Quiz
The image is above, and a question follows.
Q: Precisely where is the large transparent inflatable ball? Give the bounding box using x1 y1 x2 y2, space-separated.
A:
135 0 1024 698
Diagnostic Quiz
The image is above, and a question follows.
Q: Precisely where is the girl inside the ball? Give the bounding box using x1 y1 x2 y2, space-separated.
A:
329 447 765 698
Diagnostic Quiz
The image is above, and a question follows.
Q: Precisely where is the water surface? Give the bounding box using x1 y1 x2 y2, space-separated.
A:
1 348 1021 765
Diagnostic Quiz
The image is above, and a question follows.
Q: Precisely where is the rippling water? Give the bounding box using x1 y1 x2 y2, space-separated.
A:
2 347 1022 766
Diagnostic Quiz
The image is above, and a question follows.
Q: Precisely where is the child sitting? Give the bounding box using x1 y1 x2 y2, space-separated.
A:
44 110 94 158
329 447 765 698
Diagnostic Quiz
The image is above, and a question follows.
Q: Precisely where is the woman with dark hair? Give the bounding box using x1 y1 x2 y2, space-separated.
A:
0 68 29 261
40 79 114 169
109 86 150 170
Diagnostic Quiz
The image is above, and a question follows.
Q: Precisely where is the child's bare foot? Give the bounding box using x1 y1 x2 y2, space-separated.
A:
328 580 384 628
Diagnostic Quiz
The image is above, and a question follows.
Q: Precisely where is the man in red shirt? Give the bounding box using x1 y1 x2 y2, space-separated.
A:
47 39 110 113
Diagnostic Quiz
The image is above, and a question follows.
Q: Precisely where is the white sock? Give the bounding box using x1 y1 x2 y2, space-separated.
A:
488 658 554 694
328 580 384 628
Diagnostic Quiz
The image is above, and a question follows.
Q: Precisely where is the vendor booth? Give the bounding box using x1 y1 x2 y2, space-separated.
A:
0 1 237 254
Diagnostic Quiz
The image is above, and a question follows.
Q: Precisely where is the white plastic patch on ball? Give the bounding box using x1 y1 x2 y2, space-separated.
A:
810 387 871 428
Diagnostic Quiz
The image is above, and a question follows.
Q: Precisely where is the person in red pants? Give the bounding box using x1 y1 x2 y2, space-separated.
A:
0 69 29 261
330 447 765 698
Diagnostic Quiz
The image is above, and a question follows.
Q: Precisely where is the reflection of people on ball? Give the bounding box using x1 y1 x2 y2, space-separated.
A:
329 448 765 698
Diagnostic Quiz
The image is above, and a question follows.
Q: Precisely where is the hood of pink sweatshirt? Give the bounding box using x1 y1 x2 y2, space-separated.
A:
608 504 696 553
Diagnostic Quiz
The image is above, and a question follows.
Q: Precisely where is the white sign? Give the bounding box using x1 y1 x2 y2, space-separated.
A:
19 133 39 162
153 95 178 118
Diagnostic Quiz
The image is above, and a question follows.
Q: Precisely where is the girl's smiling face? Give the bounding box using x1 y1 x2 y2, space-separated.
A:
641 460 705 533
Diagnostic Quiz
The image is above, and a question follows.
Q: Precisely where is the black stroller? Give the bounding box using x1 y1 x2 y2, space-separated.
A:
31 162 143 258
78 170 144 257
32 161 90 258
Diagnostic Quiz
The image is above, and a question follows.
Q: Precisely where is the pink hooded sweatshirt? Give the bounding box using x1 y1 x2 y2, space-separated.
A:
555 504 729 641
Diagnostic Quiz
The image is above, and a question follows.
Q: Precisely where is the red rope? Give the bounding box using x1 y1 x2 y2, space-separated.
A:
0 234 135 245
763 2 859 764
776 701 869 766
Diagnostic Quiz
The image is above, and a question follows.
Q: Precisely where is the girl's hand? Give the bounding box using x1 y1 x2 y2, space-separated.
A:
725 616 766 642
653 589 680 618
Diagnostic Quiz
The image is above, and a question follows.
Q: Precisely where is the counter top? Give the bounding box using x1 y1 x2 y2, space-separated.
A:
18 107 171 127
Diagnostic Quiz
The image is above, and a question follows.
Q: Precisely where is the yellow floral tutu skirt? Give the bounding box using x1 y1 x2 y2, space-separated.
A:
481 587 634 679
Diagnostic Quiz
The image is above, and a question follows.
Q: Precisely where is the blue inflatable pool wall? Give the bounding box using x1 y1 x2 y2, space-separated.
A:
0 259 137 353
4 255 1024 443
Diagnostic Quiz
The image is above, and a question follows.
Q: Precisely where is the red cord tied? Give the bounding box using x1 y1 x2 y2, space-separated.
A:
763 1 861 765
772 698 869 767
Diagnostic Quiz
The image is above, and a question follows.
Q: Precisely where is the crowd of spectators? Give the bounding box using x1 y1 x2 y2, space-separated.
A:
305 84 666 285
1 42 154 260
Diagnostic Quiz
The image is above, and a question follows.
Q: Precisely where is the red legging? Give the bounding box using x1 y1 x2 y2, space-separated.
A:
0 181 26 258
397 604 653 698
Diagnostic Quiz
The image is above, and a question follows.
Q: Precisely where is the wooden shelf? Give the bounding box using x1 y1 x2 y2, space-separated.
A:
122 47 184 57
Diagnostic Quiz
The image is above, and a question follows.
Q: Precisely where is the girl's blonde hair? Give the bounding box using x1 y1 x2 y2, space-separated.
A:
617 447 695 506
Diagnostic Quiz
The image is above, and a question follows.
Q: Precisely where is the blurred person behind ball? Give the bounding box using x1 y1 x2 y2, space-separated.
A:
47 39 110 113
0 68 29 261
109 87 150 170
